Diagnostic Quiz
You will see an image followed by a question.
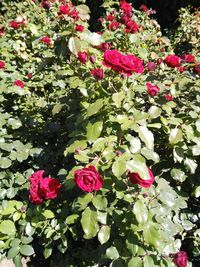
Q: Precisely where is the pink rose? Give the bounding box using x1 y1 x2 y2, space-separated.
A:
14 80 25 88
40 36 51 45
99 42 111 51
173 251 188 267
91 68 104 80
120 1 132 17
164 55 181 68
147 61 156 71
140 5 148 12
59 4 70 15
164 94 173 101
181 54 195 63
109 21 120 31
75 25 84 32
146 82 160 96
29 170 61 205
106 14 115 21
129 167 155 188
77 51 88 64
103 50 144 76
40 177 62 199
0 61 5 69
74 166 103 192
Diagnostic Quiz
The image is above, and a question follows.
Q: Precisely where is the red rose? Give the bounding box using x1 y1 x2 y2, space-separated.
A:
157 58 163 65
146 82 160 96
59 4 70 15
29 170 44 205
0 27 4 36
109 21 120 31
77 51 88 64
106 14 115 21
147 61 156 71
40 36 51 45
140 4 148 12
40 177 61 199
70 10 79 20
125 20 139 33
173 251 188 267
9 21 20 29
99 42 111 51
120 1 132 17
14 80 25 88
178 66 187 73
120 15 130 25
91 68 104 80
27 73 33 79
103 50 144 76
74 166 103 192
164 94 173 101
181 54 195 63
164 55 181 68
0 61 5 69
129 167 155 188
29 170 61 205
75 25 84 32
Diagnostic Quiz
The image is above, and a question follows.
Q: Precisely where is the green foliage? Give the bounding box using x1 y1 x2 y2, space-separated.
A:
0 0 199 266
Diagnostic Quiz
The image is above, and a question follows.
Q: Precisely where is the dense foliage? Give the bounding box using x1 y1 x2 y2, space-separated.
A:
0 1 199 266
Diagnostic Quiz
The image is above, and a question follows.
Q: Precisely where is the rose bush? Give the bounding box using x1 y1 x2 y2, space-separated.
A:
0 0 199 266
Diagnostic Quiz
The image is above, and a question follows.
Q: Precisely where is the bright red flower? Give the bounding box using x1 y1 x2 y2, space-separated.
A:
14 80 25 88
40 177 62 200
164 55 181 68
40 36 51 45
164 94 173 101
91 68 104 80
147 61 156 71
75 24 84 32
106 14 115 21
173 251 188 267
0 61 5 69
59 4 70 15
125 20 139 33
193 64 200 74
178 66 187 73
181 54 195 63
9 21 20 29
99 42 111 51
103 50 144 76
77 51 88 64
146 82 160 96
120 1 132 17
109 21 120 31
0 27 4 36
140 4 148 12
74 166 103 192
129 167 155 188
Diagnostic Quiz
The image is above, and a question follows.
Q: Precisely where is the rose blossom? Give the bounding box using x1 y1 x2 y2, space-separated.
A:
14 80 25 88
9 21 20 29
147 61 156 71
59 4 70 15
164 55 181 68
40 36 51 45
120 1 132 17
106 14 115 21
140 4 148 12
91 68 104 80
0 61 5 69
193 64 200 74
41 0 51 9
75 25 84 32
164 94 173 101
40 177 62 199
129 167 155 188
109 21 120 31
173 251 188 267
146 82 160 96
103 50 144 76
29 170 61 205
99 42 111 51
178 66 187 73
125 20 139 33
181 54 195 63
74 166 103 192
77 51 88 64
0 27 4 36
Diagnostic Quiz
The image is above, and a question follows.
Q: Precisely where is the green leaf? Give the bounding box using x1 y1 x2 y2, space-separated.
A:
14 255 23 267
81 207 99 239
98 225 110 244
0 157 12 169
112 91 125 108
112 159 126 178
7 246 20 259
143 223 161 247
76 193 93 210
0 220 16 235
7 118 22 129
126 155 149 180
141 147 160 163
42 210 55 219
148 106 162 119
86 99 104 118
92 195 108 210
143 255 155 267
20 245 34 256
170 169 187 182
86 121 103 143
52 104 63 116
184 157 197 174
65 214 79 225
106 246 119 260
64 140 87 156
134 200 148 224
128 257 142 267
68 37 81 55
169 128 183 144
44 247 52 259
137 125 154 149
